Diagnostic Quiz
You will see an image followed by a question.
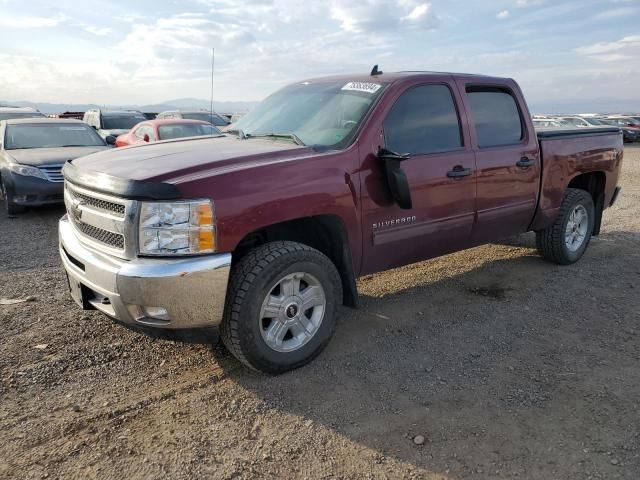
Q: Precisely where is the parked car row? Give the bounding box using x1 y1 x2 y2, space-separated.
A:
532 113 640 143
0 107 226 215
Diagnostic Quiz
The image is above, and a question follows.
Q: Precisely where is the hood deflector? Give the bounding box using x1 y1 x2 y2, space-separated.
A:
62 160 181 200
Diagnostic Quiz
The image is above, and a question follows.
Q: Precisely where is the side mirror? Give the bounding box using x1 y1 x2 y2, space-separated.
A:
105 135 117 145
143 134 150 142
377 147 412 210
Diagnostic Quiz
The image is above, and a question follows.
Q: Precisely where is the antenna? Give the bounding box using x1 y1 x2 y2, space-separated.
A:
370 64 382 76
210 48 215 114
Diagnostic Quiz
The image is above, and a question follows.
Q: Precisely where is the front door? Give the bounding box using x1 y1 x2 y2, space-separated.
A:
360 81 477 275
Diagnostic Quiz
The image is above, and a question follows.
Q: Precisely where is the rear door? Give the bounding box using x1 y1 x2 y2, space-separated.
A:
457 82 540 243
360 80 476 274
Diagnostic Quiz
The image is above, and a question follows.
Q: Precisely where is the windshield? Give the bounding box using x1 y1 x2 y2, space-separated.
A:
182 113 229 126
5 124 105 149
561 117 588 127
534 119 561 127
158 123 221 140
102 115 146 130
583 117 604 126
604 117 633 126
233 80 386 148
0 112 46 121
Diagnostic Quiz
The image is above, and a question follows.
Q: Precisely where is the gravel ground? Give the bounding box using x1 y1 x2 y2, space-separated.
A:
1 146 639 480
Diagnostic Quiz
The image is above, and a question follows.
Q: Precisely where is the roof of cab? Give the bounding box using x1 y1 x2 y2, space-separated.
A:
299 71 513 85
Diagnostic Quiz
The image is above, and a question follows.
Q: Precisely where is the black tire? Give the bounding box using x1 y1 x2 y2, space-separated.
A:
220 241 342 374
535 188 595 265
0 178 25 217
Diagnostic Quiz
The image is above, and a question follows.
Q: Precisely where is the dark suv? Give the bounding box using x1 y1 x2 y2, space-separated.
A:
82 109 147 143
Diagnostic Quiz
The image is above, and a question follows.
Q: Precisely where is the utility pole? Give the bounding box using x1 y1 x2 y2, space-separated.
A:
210 48 215 114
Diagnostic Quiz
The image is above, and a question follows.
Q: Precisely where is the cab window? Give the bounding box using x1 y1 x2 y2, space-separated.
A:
383 84 462 155
466 86 524 147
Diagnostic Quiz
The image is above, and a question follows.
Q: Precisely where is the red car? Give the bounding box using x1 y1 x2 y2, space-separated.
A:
114 119 220 147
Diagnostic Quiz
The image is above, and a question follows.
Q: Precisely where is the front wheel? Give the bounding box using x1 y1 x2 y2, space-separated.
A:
536 188 595 265
0 178 25 217
220 241 342 374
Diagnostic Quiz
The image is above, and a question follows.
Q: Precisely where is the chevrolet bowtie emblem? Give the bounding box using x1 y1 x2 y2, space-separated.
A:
70 197 85 220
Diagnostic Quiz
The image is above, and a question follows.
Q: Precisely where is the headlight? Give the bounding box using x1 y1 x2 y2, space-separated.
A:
7 164 48 180
138 200 216 255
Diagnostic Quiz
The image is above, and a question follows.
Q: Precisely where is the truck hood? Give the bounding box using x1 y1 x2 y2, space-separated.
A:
70 135 311 183
7 146 110 166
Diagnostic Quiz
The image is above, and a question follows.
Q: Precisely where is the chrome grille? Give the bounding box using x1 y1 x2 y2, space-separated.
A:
39 164 64 183
75 222 124 249
64 182 136 259
67 188 125 217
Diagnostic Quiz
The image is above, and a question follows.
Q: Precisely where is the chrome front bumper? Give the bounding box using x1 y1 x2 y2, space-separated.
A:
59 215 231 329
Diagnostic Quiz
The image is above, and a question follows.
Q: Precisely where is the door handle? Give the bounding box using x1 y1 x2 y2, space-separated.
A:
516 156 535 168
447 166 472 179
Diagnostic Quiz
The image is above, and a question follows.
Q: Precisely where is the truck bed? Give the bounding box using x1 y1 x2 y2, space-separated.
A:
536 126 620 139
531 126 623 231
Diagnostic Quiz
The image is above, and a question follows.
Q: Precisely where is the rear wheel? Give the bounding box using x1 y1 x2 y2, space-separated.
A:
0 178 25 217
220 241 342 374
535 188 594 265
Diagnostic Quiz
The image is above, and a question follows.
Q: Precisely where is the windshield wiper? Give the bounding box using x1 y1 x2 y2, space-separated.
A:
224 127 247 139
244 133 306 146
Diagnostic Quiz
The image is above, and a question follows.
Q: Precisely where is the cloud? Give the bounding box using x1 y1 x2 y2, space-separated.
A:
592 6 639 20
403 3 430 22
516 0 547 7
0 14 66 28
117 14 257 72
576 35 640 62
330 0 437 33
497 10 511 19
0 53 124 103
83 26 112 36
0 0 637 112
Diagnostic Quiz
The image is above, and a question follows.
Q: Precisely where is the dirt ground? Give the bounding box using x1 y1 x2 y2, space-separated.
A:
1 147 639 480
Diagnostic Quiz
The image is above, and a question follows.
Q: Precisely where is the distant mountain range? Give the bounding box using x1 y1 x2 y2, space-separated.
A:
0 98 259 114
526 97 640 115
2 96 637 116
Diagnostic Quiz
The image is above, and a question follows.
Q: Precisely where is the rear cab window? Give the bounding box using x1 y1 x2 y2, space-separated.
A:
383 84 463 155
465 86 524 148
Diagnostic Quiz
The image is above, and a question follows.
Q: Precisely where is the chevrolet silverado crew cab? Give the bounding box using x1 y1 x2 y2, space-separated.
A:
59 70 623 373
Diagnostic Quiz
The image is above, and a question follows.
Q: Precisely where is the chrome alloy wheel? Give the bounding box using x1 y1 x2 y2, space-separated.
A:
259 272 326 353
565 205 589 252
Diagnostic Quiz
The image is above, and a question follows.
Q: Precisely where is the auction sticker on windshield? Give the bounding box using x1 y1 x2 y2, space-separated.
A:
341 82 382 94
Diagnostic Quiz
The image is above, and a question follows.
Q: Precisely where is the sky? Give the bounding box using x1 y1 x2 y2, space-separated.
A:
0 0 639 110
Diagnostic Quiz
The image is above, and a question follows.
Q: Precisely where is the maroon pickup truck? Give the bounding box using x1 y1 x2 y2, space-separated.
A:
59 70 623 373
